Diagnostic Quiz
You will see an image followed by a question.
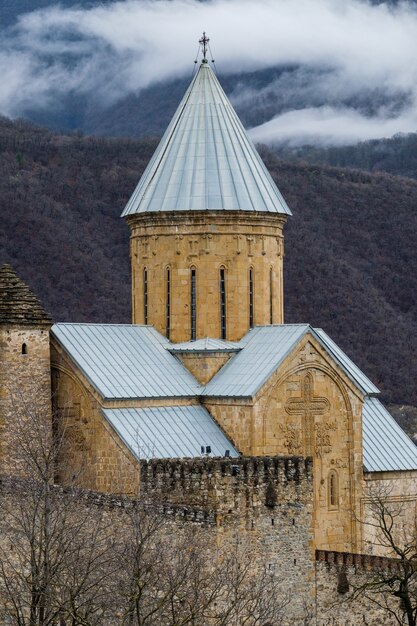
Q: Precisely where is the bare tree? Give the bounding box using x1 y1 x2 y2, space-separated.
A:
0 386 118 626
347 485 417 626
115 503 290 626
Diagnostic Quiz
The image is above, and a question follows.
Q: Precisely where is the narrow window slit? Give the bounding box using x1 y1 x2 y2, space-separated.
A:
249 267 254 328
190 267 197 341
166 267 171 340
143 268 148 324
220 267 226 340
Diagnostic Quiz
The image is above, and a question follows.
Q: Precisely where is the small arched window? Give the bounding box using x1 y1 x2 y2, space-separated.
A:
143 268 148 325
21 343 27 355
269 267 273 324
166 267 171 340
249 267 254 328
190 267 197 341
219 267 227 340
328 470 339 510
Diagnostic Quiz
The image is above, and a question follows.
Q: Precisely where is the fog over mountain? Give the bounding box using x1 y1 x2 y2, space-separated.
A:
1 0 417 145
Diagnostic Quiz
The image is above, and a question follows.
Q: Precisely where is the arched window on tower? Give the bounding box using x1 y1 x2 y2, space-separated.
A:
220 267 227 340
270 267 273 324
166 266 171 340
249 267 254 328
328 470 339 510
22 342 27 355
143 268 148 325
190 266 197 341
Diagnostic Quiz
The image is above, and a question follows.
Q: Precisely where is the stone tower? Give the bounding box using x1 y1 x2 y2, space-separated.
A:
122 57 291 343
0 264 52 474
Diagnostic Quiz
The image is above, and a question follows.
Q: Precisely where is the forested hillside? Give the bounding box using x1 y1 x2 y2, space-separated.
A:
1 117 417 410
274 133 417 180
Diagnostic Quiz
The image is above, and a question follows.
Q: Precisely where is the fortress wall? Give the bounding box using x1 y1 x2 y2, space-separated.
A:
315 550 399 625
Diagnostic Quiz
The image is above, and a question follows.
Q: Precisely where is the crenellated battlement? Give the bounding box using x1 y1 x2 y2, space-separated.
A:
140 455 313 514
141 455 312 482
0 475 215 526
316 549 399 572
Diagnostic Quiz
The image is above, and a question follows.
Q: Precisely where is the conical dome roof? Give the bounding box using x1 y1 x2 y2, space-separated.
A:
0 264 52 325
122 61 291 216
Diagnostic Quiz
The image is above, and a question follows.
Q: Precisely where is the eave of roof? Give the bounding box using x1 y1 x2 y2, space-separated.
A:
51 323 202 400
362 397 417 472
102 405 239 460
168 337 241 353
202 325 378 399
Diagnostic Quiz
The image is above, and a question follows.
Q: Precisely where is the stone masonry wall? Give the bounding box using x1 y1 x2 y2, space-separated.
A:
127 211 286 342
140 455 316 621
315 550 400 625
362 470 417 557
0 324 52 475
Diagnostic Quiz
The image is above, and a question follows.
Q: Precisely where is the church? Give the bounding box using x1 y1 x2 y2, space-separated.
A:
1 36 417 559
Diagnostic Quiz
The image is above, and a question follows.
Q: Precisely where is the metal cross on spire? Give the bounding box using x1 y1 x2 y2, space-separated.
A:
199 32 210 61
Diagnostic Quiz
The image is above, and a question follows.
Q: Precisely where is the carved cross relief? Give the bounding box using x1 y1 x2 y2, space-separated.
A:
141 237 149 259
202 233 212 254
276 237 283 258
189 238 199 257
285 372 330 456
233 234 242 255
151 235 158 256
175 234 183 255
246 236 255 257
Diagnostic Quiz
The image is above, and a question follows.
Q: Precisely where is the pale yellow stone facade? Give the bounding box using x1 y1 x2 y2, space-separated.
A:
204 333 365 552
0 324 52 475
127 211 286 342
176 351 234 384
361 470 417 556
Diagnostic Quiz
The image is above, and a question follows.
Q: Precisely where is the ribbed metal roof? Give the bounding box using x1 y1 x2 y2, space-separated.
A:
203 325 307 397
314 328 379 395
102 405 239 460
121 61 291 216
169 337 241 353
203 325 378 398
52 323 202 399
362 397 417 472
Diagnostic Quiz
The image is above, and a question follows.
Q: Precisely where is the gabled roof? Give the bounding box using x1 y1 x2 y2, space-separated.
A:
203 325 378 398
169 337 241 353
0 264 52 325
51 323 202 399
121 61 291 217
362 397 417 472
102 405 239 460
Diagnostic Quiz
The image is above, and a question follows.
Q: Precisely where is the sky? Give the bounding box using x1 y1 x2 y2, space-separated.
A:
1 0 417 145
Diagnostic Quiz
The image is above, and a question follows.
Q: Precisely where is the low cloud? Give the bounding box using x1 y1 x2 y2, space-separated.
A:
1 0 417 144
249 105 417 146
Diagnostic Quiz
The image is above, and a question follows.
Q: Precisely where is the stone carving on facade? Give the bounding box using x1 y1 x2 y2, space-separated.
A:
285 372 330 456
233 234 242 254
276 237 283 257
314 421 337 457
202 233 212 254
151 235 158 256
141 237 149 259
279 423 302 454
246 235 255 257
189 238 199 257
175 234 183 255
261 235 266 256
